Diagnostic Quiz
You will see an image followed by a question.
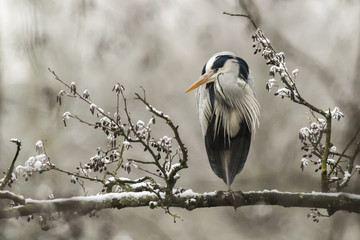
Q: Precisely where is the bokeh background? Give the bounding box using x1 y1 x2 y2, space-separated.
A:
1 0 359 239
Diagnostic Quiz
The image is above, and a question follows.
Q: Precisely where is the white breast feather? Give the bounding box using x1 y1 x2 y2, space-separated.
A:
214 72 260 142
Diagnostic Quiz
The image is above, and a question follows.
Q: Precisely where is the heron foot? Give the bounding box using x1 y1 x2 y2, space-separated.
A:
227 190 243 210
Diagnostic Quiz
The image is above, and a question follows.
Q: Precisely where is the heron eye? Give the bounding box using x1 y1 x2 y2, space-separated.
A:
213 68 219 73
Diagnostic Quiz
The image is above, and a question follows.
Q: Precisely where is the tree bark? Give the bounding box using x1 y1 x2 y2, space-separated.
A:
1 190 359 219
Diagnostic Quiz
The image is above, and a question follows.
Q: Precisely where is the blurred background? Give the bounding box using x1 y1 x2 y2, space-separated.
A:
0 0 359 239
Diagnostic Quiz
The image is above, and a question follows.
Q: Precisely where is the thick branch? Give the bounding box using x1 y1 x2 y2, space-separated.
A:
0 191 25 205
1 190 359 219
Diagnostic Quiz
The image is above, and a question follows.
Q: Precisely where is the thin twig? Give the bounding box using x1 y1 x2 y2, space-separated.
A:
329 127 360 176
135 93 188 166
134 93 189 193
223 12 258 29
49 68 121 131
129 159 157 165
348 143 360 174
120 91 166 178
336 144 360 191
48 165 104 184
0 140 21 190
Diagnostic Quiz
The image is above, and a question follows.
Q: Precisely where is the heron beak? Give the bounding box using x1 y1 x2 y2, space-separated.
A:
185 73 211 93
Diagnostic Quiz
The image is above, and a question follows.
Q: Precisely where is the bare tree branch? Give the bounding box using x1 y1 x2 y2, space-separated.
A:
0 190 359 219
222 12 258 29
0 190 25 205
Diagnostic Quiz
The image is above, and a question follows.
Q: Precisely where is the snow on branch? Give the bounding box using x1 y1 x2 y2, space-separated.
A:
1 190 360 220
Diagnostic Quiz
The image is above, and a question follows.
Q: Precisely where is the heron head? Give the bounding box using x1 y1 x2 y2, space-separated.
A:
186 51 241 93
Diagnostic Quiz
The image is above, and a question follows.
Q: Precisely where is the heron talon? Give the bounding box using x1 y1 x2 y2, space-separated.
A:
227 190 244 210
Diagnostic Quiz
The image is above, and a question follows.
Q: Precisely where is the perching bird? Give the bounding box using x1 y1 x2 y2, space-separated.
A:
186 51 260 190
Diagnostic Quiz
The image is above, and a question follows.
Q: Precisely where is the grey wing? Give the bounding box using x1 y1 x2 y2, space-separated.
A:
226 120 251 184
204 111 251 185
196 84 213 137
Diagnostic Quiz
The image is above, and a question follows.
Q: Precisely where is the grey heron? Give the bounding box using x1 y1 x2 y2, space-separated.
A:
186 51 260 190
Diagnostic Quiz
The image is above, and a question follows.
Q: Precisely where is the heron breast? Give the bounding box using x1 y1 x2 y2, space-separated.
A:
214 101 243 139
